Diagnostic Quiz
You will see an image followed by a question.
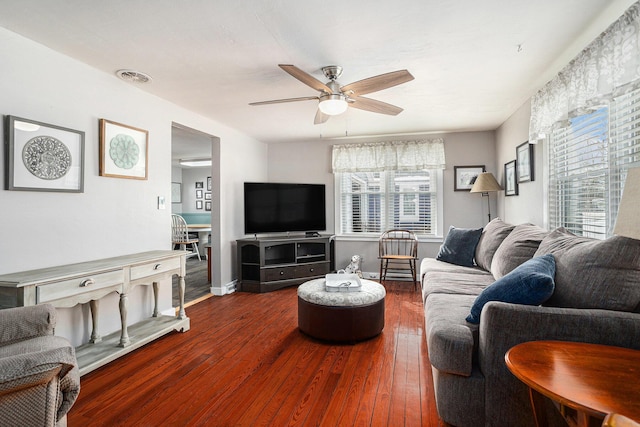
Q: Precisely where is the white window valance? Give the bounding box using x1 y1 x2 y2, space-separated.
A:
331 139 446 173
530 1 640 140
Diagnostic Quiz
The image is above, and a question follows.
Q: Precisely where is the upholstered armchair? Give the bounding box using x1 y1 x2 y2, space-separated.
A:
0 304 80 426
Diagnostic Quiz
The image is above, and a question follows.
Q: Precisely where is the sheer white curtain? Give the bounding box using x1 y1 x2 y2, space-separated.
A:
331 138 446 173
530 2 640 140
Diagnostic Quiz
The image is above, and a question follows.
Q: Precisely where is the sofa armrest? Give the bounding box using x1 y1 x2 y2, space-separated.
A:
0 304 56 344
478 302 640 426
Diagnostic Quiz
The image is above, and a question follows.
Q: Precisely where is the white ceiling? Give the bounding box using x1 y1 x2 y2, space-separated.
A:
0 0 633 148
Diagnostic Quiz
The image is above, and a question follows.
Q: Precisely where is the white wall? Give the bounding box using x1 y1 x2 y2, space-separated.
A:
0 28 267 345
267 131 497 273
495 100 545 226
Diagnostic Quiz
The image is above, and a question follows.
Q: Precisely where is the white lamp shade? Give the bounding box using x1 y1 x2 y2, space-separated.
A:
614 168 640 240
318 95 348 115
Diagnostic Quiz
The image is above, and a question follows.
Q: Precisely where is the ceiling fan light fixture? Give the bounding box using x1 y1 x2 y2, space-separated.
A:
318 94 348 116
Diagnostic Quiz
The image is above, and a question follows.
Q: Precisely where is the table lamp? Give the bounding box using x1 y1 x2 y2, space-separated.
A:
470 172 503 223
613 167 640 240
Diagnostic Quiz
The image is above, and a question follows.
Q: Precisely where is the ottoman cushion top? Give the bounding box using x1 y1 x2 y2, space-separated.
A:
297 278 386 307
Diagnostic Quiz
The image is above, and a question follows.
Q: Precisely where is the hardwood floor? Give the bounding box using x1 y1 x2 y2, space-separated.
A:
68 281 442 426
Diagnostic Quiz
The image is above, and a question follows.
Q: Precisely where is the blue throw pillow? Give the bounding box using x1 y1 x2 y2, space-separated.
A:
466 254 556 324
436 226 483 267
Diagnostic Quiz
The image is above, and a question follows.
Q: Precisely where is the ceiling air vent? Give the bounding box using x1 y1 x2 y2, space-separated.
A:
115 69 152 83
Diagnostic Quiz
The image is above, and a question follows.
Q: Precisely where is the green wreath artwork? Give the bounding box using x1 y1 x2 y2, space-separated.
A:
109 133 140 169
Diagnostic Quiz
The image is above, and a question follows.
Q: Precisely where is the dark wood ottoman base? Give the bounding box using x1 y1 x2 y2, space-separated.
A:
297 297 385 342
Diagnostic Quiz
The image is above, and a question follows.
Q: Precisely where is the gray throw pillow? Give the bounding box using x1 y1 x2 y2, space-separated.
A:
436 226 483 267
491 223 549 279
534 227 640 312
474 218 515 271
466 254 556 324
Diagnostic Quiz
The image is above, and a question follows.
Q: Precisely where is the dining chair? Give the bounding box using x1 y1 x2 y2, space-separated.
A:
171 214 201 261
378 229 419 290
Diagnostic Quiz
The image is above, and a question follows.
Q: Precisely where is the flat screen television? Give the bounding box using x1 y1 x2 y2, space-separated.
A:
244 182 326 235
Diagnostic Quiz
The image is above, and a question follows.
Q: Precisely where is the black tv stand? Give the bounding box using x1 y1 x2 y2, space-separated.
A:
236 234 332 293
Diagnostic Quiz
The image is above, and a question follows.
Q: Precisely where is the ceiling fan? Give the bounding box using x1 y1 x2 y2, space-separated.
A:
249 64 414 124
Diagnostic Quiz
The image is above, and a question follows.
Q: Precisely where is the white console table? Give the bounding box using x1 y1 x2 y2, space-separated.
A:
0 250 190 376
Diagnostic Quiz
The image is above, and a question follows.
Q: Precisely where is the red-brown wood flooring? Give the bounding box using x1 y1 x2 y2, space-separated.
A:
68 281 441 426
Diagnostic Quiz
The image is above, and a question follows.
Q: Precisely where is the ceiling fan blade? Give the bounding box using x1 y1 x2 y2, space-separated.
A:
279 64 333 93
341 70 414 96
249 96 318 106
314 109 329 125
349 95 404 115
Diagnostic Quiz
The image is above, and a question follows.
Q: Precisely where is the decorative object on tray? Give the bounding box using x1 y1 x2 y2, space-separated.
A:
516 141 534 182
99 119 148 180
325 270 362 292
5 115 85 192
454 165 485 191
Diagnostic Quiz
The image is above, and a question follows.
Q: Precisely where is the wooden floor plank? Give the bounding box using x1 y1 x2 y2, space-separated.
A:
68 281 439 426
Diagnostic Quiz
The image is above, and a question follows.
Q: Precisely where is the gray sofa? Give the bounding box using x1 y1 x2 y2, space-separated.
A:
421 219 640 427
0 304 80 426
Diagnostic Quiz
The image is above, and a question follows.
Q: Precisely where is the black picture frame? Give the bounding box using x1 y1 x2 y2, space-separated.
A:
454 165 485 191
505 160 519 196
195 181 204 189
196 200 203 210
516 141 534 183
205 201 212 211
5 115 85 192
207 176 212 191
196 189 203 199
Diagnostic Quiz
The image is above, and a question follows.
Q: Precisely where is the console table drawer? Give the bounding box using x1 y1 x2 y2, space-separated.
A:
295 263 329 278
37 270 124 303
130 257 181 281
263 266 296 282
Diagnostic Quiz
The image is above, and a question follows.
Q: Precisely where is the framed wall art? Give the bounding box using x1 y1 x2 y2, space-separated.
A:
205 201 212 211
205 192 211 200
516 141 534 183
196 189 203 199
195 181 203 189
171 182 181 203
207 176 212 191
454 165 485 191
5 115 85 192
99 119 148 180
504 160 519 196
196 200 203 210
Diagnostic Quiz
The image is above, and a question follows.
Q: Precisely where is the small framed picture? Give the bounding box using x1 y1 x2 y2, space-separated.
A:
99 119 148 180
454 165 485 191
516 142 534 183
195 181 203 189
196 200 203 210
504 160 519 196
207 176 212 191
196 189 203 199
205 201 212 211
205 192 212 200
5 115 85 192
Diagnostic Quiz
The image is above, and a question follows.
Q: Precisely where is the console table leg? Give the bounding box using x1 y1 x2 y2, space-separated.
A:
152 281 159 317
88 299 101 343
118 292 130 347
177 275 186 320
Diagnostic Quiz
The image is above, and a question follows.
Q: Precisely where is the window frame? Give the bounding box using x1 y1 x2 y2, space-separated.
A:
334 169 444 240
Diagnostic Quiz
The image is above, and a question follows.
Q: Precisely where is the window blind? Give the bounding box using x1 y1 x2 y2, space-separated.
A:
337 170 438 235
548 86 640 238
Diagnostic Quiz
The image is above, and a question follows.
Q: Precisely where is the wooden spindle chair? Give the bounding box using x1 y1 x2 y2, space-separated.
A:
378 229 418 290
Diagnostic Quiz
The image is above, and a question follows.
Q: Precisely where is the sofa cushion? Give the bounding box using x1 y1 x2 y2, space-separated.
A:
422 270 495 303
474 218 515 271
436 226 483 267
425 293 479 377
534 228 640 312
491 223 548 279
466 254 556 324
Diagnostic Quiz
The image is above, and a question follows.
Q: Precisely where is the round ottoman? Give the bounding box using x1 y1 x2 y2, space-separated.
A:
297 278 386 342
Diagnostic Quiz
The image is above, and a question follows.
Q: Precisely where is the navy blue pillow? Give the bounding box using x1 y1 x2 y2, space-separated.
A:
436 226 483 267
466 254 556 324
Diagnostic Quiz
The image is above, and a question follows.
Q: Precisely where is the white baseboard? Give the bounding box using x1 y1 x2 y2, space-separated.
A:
211 280 236 296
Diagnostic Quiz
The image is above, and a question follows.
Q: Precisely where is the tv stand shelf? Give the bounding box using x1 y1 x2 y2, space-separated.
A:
237 235 333 293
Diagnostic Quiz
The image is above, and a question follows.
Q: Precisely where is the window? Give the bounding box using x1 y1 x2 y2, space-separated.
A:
336 169 441 236
548 87 640 238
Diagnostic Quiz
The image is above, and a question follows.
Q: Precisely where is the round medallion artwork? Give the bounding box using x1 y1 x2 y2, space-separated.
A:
22 135 72 180
109 133 140 169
